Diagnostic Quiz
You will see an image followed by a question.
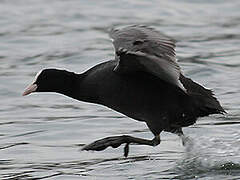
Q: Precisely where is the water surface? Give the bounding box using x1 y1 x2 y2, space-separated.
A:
0 0 240 179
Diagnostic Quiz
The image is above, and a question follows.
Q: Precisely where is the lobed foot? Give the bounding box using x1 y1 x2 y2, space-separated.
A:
82 135 131 156
82 135 160 157
82 136 126 151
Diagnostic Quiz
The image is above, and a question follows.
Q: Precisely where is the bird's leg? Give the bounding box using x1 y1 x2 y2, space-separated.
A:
173 128 191 146
82 134 161 157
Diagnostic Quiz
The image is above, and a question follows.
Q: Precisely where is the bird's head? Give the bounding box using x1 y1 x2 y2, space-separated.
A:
22 69 76 96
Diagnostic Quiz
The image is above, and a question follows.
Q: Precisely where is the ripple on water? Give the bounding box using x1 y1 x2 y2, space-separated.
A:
1 0 240 179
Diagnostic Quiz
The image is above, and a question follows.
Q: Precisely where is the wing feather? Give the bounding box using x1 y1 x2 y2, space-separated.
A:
110 25 185 91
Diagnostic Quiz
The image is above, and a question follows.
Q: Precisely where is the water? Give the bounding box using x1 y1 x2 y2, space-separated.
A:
0 0 240 179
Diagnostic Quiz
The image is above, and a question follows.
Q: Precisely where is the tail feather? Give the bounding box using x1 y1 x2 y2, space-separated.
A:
179 74 226 117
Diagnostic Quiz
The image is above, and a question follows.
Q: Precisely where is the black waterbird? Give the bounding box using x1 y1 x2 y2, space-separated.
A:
23 25 225 157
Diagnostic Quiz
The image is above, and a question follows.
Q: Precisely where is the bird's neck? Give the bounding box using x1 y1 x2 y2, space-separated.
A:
59 73 99 104
52 71 80 99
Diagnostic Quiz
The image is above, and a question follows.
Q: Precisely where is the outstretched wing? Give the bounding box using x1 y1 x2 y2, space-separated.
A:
110 25 185 91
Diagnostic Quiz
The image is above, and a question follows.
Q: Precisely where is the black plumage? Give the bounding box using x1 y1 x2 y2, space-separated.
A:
23 25 225 157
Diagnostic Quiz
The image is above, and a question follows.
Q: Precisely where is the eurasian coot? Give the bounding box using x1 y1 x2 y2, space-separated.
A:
23 25 225 157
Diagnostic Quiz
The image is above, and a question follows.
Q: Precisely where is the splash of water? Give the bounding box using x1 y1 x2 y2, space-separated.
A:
174 134 240 179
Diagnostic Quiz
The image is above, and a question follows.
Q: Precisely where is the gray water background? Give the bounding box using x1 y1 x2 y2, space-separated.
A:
0 0 240 179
